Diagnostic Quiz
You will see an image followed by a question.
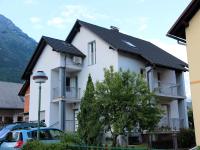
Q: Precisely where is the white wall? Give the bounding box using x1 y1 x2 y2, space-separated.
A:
71 26 118 97
29 44 61 126
118 52 146 73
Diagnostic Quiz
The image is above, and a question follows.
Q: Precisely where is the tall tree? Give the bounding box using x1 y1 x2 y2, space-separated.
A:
95 66 162 145
77 74 102 144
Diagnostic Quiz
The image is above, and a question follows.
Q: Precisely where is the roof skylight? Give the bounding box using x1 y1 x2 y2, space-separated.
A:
122 40 136 48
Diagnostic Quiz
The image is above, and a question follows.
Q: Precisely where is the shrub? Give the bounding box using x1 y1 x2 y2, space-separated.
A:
61 132 83 145
177 128 196 148
22 141 68 150
22 140 47 150
22 132 83 150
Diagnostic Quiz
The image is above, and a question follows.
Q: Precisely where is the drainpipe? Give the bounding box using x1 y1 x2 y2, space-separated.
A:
146 66 154 90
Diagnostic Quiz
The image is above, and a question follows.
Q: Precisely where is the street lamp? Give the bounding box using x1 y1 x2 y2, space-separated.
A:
33 71 48 140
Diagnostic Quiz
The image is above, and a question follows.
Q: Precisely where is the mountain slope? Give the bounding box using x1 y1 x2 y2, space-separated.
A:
0 14 37 83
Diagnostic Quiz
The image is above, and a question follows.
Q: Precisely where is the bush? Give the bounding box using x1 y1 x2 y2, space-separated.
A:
22 132 83 150
61 132 83 145
177 128 196 148
22 140 46 150
152 140 173 149
22 140 68 150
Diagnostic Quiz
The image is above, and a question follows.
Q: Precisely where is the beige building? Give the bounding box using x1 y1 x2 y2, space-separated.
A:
167 0 200 146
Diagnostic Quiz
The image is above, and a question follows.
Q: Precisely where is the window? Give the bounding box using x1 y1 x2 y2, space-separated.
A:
17 116 23 122
66 77 70 91
31 130 51 140
49 129 63 140
88 41 96 65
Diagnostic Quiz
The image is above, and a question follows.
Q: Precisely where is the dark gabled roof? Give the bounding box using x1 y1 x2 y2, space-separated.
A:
42 36 85 57
167 0 200 42
22 36 85 80
0 81 24 109
18 80 29 96
66 20 188 71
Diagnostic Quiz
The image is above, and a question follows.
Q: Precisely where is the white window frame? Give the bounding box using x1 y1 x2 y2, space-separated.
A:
88 41 96 65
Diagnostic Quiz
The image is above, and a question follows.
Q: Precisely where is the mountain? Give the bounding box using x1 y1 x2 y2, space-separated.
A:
0 14 37 83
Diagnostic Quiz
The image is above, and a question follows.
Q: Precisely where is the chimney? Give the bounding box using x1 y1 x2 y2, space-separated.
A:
110 26 119 32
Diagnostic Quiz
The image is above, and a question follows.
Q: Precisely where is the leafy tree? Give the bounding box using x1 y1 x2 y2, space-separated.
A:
95 66 162 145
77 74 102 144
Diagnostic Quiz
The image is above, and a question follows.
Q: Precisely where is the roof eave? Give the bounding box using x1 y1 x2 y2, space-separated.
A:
18 80 30 96
167 0 200 41
21 37 47 80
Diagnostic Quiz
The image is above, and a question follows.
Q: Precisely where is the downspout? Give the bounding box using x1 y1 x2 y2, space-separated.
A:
63 54 67 130
146 66 154 89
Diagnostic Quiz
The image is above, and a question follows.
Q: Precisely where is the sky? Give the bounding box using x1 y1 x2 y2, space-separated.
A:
0 0 192 98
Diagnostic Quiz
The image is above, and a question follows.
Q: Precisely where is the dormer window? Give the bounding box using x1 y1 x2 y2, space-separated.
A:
88 41 96 65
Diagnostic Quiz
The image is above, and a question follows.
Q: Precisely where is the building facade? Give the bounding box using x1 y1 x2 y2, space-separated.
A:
167 0 200 145
0 81 24 125
21 20 189 132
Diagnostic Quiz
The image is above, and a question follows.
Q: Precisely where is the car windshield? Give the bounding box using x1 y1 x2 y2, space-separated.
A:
0 128 10 139
0 124 16 138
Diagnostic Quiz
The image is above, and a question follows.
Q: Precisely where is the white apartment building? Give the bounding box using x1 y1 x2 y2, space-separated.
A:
20 20 189 132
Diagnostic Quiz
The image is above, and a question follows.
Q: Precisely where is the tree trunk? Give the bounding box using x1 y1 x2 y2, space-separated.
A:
112 134 118 147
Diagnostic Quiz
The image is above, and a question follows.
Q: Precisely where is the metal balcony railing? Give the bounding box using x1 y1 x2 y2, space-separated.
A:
52 86 81 100
153 81 183 97
158 118 185 130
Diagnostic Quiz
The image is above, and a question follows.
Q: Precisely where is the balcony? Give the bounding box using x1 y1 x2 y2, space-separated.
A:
153 81 185 99
52 86 81 103
158 118 184 130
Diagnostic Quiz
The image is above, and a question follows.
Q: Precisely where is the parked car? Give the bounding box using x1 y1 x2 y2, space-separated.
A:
0 122 46 142
0 127 63 149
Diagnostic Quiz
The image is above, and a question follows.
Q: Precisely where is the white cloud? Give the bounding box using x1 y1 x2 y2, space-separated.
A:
137 16 149 32
47 17 66 28
30 17 41 23
47 4 110 28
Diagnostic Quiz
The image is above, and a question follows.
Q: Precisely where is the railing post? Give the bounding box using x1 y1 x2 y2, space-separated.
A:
148 132 152 150
172 132 178 150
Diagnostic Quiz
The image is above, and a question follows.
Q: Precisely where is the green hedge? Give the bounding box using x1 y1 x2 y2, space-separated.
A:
22 140 67 150
22 142 145 150
177 128 196 148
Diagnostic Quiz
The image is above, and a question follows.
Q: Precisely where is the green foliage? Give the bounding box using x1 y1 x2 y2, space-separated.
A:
22 141 147 150
22 140 67 150
177 128 196 148
77 74 102 144
61 132 83 145
188 108 194 129
95 67 162 145
78 67 162 146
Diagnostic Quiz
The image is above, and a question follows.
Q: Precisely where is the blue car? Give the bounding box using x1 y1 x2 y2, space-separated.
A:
0 127 63 149
0 122 46 142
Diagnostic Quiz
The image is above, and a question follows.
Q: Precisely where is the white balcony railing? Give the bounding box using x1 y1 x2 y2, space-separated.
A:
153 81 183 97
52 86 81 100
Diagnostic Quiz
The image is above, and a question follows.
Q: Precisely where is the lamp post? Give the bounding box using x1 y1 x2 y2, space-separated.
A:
33 71 48 140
